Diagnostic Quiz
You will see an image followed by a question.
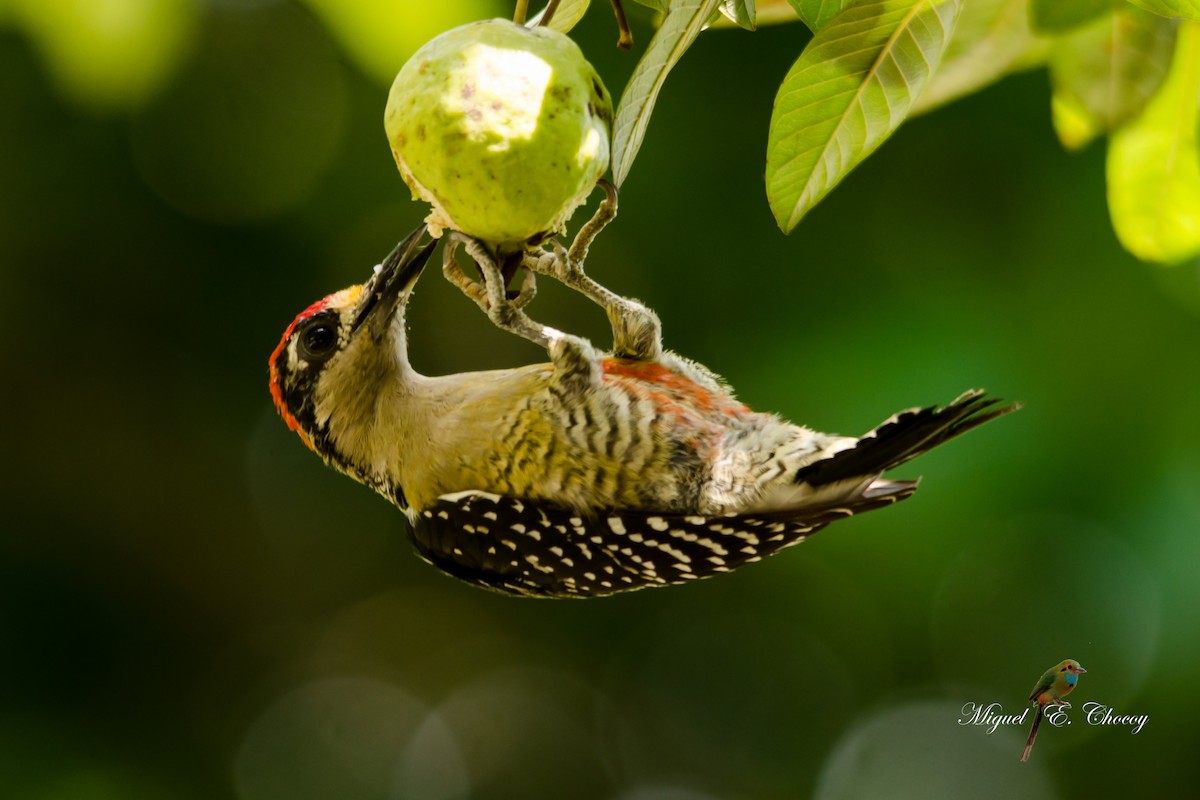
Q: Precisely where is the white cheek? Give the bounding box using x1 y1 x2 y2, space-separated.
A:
287 339 310 373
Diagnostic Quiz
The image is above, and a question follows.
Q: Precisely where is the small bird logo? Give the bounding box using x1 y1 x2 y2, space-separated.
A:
1021 659 1086 762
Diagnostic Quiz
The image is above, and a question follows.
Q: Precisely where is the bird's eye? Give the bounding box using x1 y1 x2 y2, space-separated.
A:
299 320 338 359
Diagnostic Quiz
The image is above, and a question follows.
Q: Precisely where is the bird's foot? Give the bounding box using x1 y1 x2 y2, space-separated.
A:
443 232 557 350
524 183 663 362
568 178 618 265
442 234 538 309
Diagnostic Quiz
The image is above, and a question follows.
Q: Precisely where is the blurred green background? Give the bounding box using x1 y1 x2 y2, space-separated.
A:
3 1 1198 798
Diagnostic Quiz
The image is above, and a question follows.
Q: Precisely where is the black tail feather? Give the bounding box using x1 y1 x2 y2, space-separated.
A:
795 390 1020 487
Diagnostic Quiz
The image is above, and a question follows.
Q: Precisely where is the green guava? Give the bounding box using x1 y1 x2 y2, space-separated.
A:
385 19 612 249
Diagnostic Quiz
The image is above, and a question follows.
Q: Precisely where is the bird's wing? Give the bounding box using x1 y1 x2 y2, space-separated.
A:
406 487 914 597
1028 671 1055 703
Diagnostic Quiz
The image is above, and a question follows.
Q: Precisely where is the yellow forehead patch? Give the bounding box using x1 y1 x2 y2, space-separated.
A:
328 285 364 309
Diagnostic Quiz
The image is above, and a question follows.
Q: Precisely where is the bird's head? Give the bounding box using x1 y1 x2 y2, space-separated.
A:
1060 659 1087 684
268 225 436 482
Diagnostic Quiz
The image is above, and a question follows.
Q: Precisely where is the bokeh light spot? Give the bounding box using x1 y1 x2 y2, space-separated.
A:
233 676 458 800
599 610 855 797
297 0 506 85
428 666 609 800
815 700 1057 800
9 0 197 110
130 1 345 222
609 787 726 800
931 514 1161 707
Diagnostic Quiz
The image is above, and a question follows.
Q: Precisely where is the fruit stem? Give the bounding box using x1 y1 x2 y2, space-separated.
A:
610 0 633 49
514 0 530 25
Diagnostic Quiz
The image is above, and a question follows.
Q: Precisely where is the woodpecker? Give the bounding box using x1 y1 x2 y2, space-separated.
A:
269 223 1018 597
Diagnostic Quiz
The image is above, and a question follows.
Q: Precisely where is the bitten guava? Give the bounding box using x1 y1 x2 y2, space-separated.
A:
385 19 612 249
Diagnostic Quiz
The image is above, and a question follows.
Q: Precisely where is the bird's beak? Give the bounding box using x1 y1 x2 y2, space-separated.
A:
353 224 437 339
1075 666 1087 673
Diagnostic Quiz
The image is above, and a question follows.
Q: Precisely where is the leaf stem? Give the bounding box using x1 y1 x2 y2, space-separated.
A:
514 0 530 25
537 0 563 27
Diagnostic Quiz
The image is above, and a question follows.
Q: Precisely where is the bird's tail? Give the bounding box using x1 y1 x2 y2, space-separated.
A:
1021 705 1044 762
794 390 1020 489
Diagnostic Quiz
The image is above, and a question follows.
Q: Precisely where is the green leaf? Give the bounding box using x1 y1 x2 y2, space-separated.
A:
612 0 722 186
719 0 758 29
765 0 961 233
1029 0 1111 34
788 1 853 31
712 0 802 26
913 0 1048 115
1051 90 1106 150
528 0 592 32
1050 5 1176 150
1108 21 1200 263
631 0 671 11
1126 0 1200 21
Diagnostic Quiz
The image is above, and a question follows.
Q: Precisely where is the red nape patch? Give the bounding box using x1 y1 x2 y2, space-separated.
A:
267 296 333 450
600 358 749 417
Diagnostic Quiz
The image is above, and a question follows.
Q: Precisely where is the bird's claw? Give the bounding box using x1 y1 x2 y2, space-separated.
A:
522 223 664 363
505 267 538 309
441 234 490 313
523 238 585 285
442 231 561 351
438 180 661 362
